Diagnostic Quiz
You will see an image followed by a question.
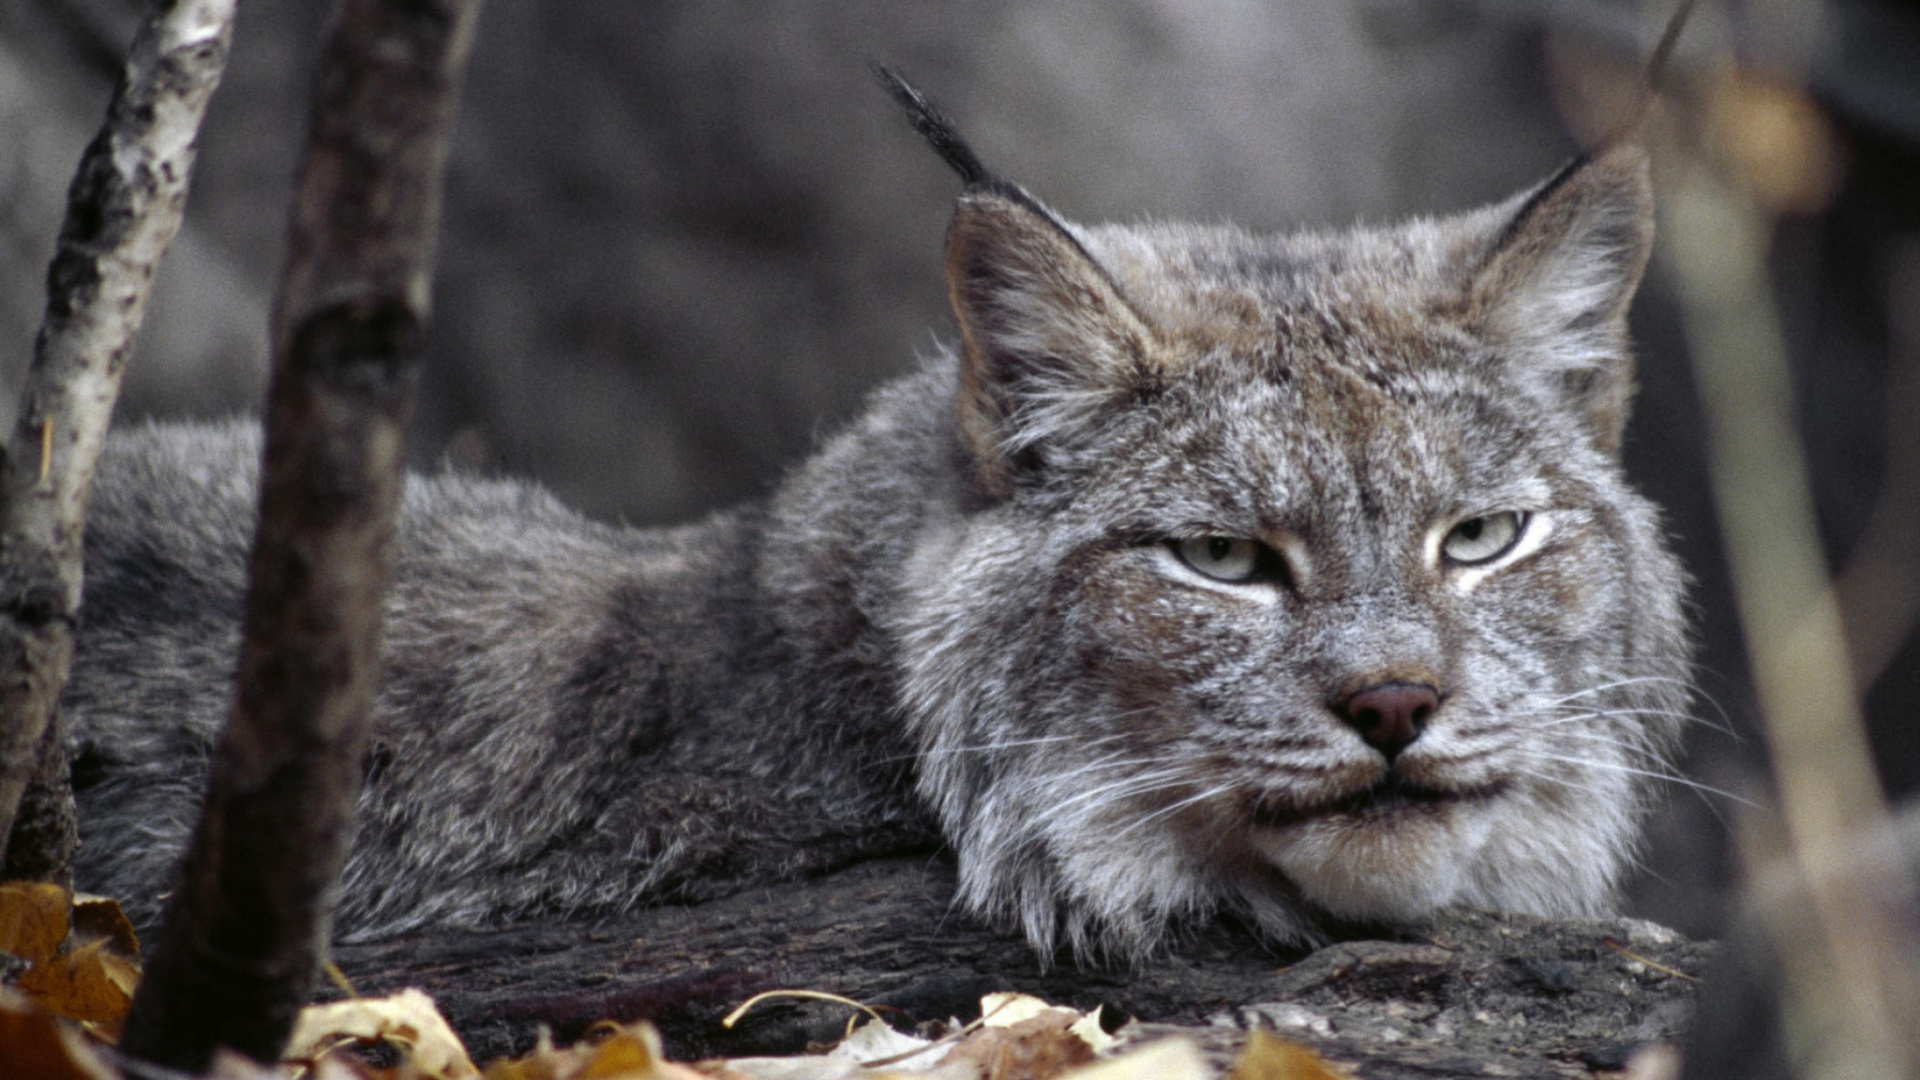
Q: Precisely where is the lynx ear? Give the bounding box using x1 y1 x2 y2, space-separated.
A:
945 190 1158 497
1464 144 1654 454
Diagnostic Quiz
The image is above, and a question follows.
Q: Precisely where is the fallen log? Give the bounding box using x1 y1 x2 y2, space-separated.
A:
330 854 1709 1077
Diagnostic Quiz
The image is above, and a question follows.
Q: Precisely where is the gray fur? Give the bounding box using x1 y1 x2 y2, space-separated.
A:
66 144 1689 961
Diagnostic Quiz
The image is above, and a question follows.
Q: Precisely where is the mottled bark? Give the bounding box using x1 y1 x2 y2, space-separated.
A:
0 0 235 882
118 0 483 1070
0 710 75 882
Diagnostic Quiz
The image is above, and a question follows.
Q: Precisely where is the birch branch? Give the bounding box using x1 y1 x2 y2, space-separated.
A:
0 0 236 878
118 0 483 1069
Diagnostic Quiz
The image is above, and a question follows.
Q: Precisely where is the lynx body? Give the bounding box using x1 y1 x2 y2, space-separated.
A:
66 102 1689 958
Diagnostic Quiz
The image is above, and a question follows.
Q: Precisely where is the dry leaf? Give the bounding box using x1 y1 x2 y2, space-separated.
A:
712 1018 953 1080
482 1021 708 1080
1065 1007 1118 1057
578 1025 708 1078
1226 1031 1353 1080
0 882 143 1039
72 893 141 959
0 985 119 1080
824 1018 935 1065
18 937 142 1039
1057 1039 1210 1080
717 994 1107 1080
287 988 478 1079
939 997 1097 1080
977 993 1070 1029
575 1028 660 1078
0 882 71 965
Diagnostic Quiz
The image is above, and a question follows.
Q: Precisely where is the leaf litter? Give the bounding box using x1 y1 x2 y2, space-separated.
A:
0 883 1352 1080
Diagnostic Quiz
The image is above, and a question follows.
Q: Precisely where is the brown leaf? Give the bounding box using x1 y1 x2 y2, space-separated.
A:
940 1008 1097 1080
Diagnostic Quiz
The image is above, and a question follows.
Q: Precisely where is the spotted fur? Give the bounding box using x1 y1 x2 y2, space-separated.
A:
66 136 1688 961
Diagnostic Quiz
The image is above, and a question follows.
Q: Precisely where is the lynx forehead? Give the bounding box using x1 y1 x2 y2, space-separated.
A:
66 78 1691 962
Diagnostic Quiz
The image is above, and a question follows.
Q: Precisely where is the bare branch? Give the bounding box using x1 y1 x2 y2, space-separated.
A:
0 0 236 876
118 0 483 1070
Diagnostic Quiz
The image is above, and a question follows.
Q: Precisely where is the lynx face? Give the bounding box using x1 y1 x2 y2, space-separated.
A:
895 146 1691 958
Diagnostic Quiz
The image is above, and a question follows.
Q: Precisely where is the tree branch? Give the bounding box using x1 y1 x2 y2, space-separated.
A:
0 0 236 880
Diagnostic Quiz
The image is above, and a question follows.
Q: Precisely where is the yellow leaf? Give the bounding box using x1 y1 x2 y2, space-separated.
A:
576 1026 711 1080
17 937 138 1038
2 886 142 1039
0 882 72 966
577 1030 656 1078
72 893 140 959
1226 1031 1353 1080
476 1023 710 1080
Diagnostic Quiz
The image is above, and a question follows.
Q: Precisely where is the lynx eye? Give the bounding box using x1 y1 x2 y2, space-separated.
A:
1173 536 1262 583
1441 511 1528 566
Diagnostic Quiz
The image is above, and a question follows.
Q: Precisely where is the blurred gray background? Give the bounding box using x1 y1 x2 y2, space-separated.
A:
3 0 1917 941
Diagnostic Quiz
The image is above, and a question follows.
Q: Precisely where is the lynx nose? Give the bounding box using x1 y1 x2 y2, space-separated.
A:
1336 682 1439 759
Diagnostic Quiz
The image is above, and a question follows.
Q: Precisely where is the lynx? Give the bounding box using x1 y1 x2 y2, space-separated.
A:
66 77 1690 960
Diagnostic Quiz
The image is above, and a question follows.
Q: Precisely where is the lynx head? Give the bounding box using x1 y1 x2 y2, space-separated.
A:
881 74 1691 960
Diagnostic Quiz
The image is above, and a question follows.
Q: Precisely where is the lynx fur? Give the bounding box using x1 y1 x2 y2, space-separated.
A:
66 85 1689 960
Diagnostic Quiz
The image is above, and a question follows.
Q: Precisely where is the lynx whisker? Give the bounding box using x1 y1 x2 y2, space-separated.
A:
1043 766 1196 816
1519 751 1753 807
1537 674 1693 704
1533 725 1668 758
892 729 1137 767
1535 705 1697 728
1108 779 1245 842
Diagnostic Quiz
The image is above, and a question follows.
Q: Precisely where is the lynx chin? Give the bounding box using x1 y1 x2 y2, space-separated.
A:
66 75 1691 962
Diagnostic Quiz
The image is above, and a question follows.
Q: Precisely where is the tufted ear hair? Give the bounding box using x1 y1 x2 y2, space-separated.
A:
1462 144 1655 455
944 189 1159 498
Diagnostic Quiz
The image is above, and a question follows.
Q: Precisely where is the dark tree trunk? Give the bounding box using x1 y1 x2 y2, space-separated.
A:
117 0 483 1070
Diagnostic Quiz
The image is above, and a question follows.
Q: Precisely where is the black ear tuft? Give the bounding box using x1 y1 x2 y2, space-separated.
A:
871 63 997 189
